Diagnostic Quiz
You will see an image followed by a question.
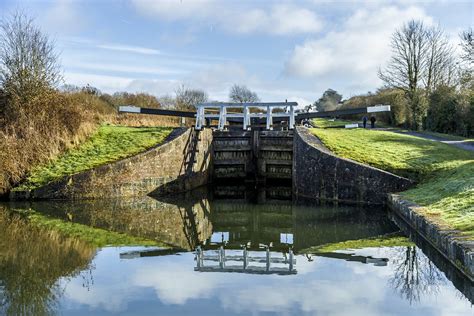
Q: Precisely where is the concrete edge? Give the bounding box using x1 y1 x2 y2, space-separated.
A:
388 193 474 282
296 127 415 181
9 127 189 200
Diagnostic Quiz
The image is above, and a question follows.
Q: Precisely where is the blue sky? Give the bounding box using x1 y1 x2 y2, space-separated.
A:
1 0 472 107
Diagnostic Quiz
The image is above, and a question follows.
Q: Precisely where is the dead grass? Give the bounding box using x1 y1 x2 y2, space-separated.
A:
0 90 180 195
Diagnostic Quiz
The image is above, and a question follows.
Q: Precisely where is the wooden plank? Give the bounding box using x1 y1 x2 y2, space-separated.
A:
119 106 196 118
296 105 391 120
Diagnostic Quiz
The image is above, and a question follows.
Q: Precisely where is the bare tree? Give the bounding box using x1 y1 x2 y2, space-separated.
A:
175 84 208 111
424 26 456 93
229 84 260 103
0 12 62 102
460 28 473 64
458 28 473 87
379 21 428 129
156 94 176 109
389 246 445 305
379 21 427 94
379 20 457 130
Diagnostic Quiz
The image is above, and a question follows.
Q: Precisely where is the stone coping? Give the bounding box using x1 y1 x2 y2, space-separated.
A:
388 194 474 282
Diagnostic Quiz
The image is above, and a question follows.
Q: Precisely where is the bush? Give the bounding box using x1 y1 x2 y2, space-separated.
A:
424 85 474 137
425 86 458 134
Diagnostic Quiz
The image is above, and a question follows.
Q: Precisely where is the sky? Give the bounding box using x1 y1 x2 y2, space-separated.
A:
1 0 472 107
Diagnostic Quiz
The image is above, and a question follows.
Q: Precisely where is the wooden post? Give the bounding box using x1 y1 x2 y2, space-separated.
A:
266 246 270 271
195 106 203 130
243 106 250 130
289 105 295 129
218 107 227 131
243 246 248 270
196 246 202 269
219 246 225 269
266 106 273 130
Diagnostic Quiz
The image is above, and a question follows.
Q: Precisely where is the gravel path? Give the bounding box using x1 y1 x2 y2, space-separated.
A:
392 130 474 152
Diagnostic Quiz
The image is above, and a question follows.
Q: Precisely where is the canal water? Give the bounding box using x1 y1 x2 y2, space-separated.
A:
0 185 473 315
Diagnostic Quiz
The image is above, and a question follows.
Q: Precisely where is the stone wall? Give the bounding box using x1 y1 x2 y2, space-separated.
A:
388 194 474 283
292 127 413 204
10 128 213 200
11 192 213 250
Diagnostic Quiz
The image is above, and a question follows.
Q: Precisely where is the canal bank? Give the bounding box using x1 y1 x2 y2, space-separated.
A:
309 125 474 282
6 124 474 283
388 194 474 282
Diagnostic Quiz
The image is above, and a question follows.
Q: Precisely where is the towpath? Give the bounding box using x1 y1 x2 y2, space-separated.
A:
391 130 474 152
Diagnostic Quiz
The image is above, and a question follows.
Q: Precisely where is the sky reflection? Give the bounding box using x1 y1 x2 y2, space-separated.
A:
59 246 473 316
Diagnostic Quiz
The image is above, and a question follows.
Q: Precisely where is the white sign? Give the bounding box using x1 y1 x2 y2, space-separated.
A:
367 105 391 113
118 105 141 113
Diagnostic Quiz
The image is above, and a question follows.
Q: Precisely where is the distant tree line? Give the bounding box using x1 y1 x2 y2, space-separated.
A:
310 22 473 136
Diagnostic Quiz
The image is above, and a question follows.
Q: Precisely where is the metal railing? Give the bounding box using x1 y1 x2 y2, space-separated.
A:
195 245 296 275
195 102 297 131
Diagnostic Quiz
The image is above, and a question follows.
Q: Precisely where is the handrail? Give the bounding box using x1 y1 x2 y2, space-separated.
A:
195 102 297 131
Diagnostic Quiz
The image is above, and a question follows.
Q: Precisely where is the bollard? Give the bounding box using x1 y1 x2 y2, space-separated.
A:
196 246 202 269
289 249 294 271
266 246 270 271
243 246 248 270
219 246 225 269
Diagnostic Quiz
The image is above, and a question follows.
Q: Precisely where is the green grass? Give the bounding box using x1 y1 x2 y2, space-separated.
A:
310 127 474 238
301 234 414 253
312 118 388 129
13 208 163 247
15 125 173 190
312 118 356 128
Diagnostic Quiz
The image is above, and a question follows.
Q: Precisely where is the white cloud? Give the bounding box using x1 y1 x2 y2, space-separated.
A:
39 0 86 33
126 78 181 95
131 0 216 21
284 5 434 91
232 4 323 35
72 61 185 76
184 62 255 99
97 43 161 55
131 0 324 35
64 72 134 91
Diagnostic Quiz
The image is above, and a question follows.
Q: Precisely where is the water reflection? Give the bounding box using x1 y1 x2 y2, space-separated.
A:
10 188 213 250
389 246 445 304
389 212 474 304
0 208 95 316
0 184 473 315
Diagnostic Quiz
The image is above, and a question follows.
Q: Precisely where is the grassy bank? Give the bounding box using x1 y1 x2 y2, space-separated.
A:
312 118 388 128
301 234 413 253
313 118 355 128
0 90 180 195
8 208 162 247
310 126 474 238
15 125 173 191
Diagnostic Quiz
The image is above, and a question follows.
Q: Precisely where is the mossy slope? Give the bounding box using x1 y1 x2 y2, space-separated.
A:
16 125 173 190
310 127 474 238
13 209 162 247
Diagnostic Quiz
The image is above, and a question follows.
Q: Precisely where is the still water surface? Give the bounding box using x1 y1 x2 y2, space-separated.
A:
1 187 473 315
